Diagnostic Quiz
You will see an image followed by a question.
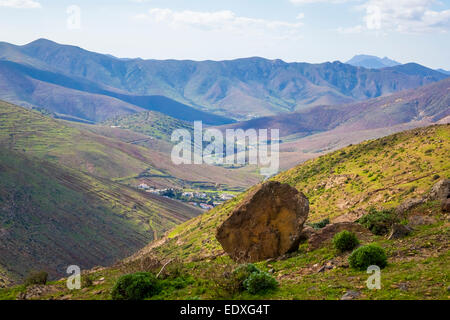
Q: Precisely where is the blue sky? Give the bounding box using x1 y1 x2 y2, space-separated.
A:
0 0 449 69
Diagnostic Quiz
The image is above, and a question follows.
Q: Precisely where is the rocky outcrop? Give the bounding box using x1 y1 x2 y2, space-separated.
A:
308 222 373 250
396 197 424 214
216 181 309 262
16 285 59 300
340 290 361 300
395 179 450 215
298 225 317 242
388 224 413 240
442 199 450 213
407 214 436 227
428 179 450 201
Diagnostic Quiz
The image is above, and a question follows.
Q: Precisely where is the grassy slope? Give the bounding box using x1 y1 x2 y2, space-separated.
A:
102 110 194 142
4 124 447 300
276 124 450 221
0 147 201 281
0 100 161 179
0 100 260 189
130 124 449 262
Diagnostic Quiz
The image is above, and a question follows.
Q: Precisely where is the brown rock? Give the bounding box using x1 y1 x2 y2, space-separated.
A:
396 197 424 214
216 181 309 262
308 222 372 250
408 214 436 227
388 224 413 240
298 225 317 242
340 290 361 300
442 199 450 212
428 179 450 201
16 285 59 300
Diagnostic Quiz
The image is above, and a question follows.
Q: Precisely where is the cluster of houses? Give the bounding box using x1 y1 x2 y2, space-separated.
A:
137 183 168 194
182 191 207 199
136 182 236 211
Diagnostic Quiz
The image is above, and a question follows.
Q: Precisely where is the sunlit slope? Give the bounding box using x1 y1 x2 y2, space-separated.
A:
276 124 450 221
103 110 194 142
131 124 450 262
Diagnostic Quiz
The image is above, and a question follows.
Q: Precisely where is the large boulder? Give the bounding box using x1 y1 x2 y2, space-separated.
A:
216 181 309 262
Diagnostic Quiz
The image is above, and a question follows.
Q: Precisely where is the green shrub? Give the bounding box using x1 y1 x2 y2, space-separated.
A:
24 271 48 286
333 231 359 252
82 275 93 288
232 263 260 292
160 275 193 290
310 218 330 230
357 208 398 235
111 272 160 300
348 245 388 270
243 271 278 295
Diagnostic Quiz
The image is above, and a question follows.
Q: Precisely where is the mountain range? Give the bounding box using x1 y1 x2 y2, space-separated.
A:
0 39 448 122
221 77 450 138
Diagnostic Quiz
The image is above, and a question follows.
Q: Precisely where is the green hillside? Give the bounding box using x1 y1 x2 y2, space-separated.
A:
132 124 449 261
1 124 448 300
0 100 260 189
0 147 201 281
0 100 161 179
103 110 193 142
276 124 450 222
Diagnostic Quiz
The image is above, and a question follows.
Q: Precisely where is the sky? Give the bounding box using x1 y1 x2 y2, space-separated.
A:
0 0 449 69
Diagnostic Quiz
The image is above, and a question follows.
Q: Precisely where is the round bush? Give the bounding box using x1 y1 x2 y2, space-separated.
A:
357 208 398 235
232 263 261 292
111 272 160 300
348 245 387 270
24 271 48 286
243 271 278 295
333 230 360 252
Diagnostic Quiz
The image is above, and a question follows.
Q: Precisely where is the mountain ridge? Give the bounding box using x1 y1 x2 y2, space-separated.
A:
0 39 448 121
220 77 450 138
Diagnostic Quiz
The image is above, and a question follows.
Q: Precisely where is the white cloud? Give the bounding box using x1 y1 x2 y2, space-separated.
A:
290 0 351 4
0 0 41 8
138 8 303 38
337 25 364 33
338 0 450 34
363 0 450 33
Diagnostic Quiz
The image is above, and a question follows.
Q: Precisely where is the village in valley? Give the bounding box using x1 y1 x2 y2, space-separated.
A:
136 183 236 210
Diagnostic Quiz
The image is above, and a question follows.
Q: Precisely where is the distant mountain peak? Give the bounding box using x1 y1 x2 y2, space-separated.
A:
24 38 58 47
346 54 401 69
